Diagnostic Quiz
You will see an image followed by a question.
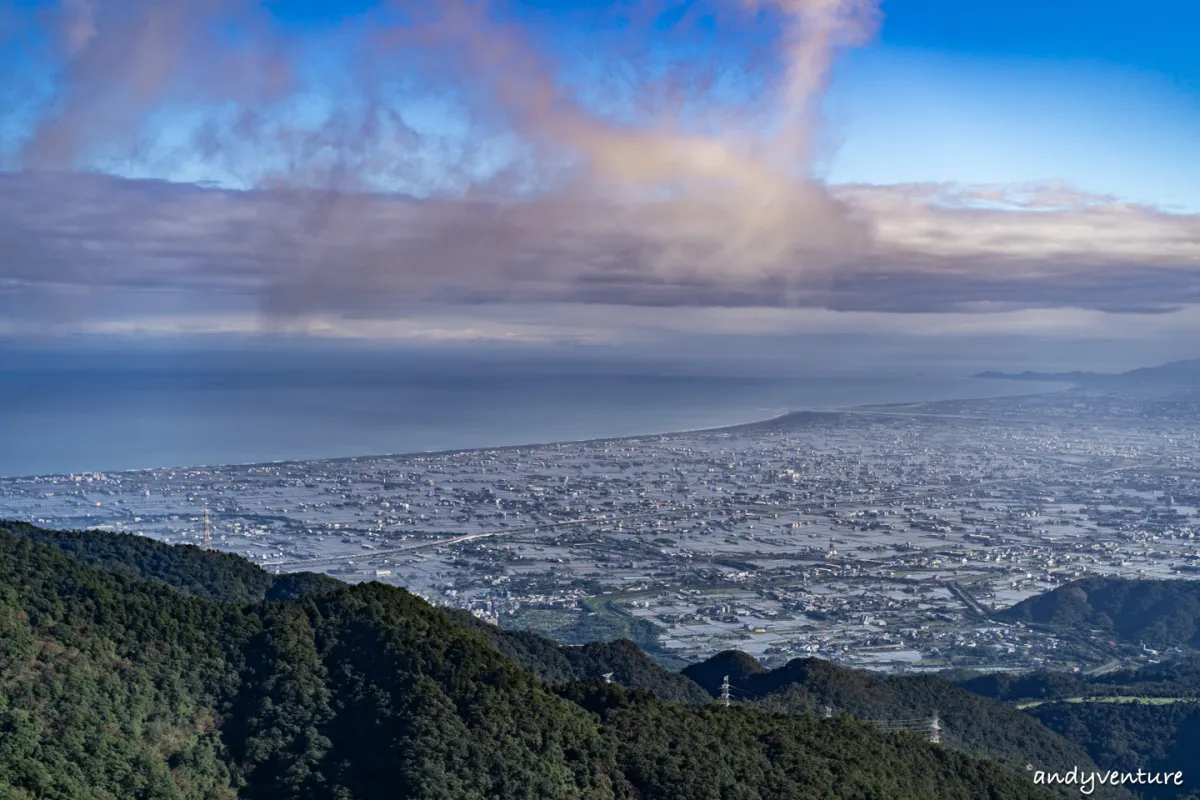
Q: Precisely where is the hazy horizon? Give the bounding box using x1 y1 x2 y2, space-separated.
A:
1 345 1079 477
2 0 1198 478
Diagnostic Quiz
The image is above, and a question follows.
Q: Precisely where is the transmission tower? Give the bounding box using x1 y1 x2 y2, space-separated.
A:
928 711 941 745
720 675 731 707
201 507 213 550
822 705 833 719
602 672 614 684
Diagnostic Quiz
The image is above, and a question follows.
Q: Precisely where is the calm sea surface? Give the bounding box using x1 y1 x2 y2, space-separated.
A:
0 349 1059 478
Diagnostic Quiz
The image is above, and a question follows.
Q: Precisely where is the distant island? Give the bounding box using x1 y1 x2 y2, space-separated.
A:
975 358 1200 388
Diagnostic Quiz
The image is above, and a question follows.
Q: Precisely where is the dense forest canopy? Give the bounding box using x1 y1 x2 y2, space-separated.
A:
999 578 1200 649
683 651 1118 793
954 657 1200 703
0 521 1056 799
1026 703 1200 800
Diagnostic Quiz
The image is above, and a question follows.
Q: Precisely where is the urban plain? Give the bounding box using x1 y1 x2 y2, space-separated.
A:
5 387 1199 674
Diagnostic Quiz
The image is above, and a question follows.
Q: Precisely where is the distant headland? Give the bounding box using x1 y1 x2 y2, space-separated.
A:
975 358 1200 388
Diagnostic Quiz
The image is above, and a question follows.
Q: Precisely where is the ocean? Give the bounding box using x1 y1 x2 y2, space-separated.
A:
0 347 1058 478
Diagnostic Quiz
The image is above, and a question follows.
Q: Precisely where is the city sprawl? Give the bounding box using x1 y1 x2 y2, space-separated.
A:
5 388 1200 672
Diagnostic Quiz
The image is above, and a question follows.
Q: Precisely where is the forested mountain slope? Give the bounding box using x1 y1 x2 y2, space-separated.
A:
1026 702 1200 800
0 520 704 705
950 658 1200 799
448 610 712 705
684 651 1119 795
955 657 1200 703
0 523 1055 799
0 520 341 603
998 577 1200 649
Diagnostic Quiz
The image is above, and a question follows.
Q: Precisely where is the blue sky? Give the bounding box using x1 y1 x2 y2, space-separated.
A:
0 0 1198 356
876 0 1199 74
5 0 1197 205
241 0 1200 208
825 48 1200 210
825 0 1200 209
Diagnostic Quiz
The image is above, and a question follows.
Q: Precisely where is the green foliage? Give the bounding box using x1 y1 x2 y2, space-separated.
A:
1028 701 1200 799
958 657 1200 704
557 640 711 705
450 611 711 704
0 523 1058 799
561 681 1051 800
263 572 343 603
0 521 344 606
999 578 1200 649
955 670 1090 704
684 652 1112 792
0 527 248 799
1 521 275 604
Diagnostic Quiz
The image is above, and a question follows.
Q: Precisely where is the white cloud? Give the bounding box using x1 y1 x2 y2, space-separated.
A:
1 0 1197 341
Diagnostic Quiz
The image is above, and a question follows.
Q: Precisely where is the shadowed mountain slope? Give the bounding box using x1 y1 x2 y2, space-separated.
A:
998 577 1200 650
0 522 1054 799
685 651 1125 797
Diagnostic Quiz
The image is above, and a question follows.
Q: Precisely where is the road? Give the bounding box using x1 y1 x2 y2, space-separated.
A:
261 508 681 568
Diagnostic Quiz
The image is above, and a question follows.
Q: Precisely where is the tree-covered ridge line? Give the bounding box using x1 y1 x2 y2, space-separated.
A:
998 577 1200 650
681 650 1128 798
0 520 342 604
952 657 1200 704
1023 702 1200 800
947 655 1200 799
0 520 707 704
0 522 1055 799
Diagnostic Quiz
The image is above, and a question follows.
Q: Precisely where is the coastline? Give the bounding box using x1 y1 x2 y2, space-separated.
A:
2 381 1072 481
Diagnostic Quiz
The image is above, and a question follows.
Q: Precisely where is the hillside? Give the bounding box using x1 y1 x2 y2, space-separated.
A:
0 523 1053 799
0 520 342 603
998 577 1200 649
0 520 705 705
448 610 712 705
955 657 1200 703
975 359 1200 388
683 651 1121 795
1026 702 1200 800
953 658 1200 798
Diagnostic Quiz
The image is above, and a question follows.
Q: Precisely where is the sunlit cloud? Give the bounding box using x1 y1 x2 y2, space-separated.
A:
0 0 1197 341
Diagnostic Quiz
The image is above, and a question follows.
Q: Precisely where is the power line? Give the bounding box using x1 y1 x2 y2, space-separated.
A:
718 679 946 750
860 711 944 745
201 507 213 550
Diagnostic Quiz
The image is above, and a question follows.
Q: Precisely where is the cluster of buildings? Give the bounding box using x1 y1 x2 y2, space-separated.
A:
2 387 1198 671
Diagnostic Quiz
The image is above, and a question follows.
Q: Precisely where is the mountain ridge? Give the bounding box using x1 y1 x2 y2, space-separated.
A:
997 576 1200 650
0 521 1054 799
683 651 1123 795
974 359 1200 387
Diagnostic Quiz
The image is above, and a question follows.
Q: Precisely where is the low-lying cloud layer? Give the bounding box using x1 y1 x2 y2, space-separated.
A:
3 172 1196 319
1 0 1197 339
